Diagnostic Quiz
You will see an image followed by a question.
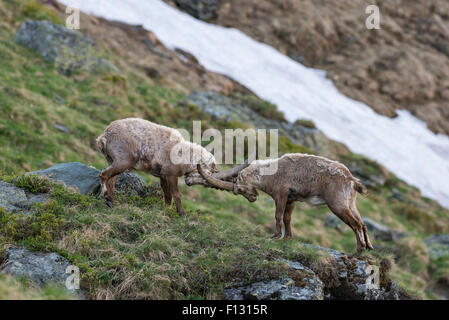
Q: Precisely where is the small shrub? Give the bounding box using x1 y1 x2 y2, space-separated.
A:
104 74 128 92
0 201 64 249
22 0 63 25
278 136 314 155
340 152 387 178
11 174 52 193
294 119 316 129
231 93 286 122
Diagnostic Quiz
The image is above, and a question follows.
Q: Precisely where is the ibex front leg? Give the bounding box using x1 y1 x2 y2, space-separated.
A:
272 195 287 239
283 201 295 239
167 176 186 215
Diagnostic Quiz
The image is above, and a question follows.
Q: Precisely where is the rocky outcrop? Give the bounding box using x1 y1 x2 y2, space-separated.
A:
223 259 324 300
325 215 405 242
425 234 449 259
15 20 118 75
184 91 345 158
29 162 155 197
1 246 84 299
339 154 389 189
1 247 70 287
171 0 219 20
0 181 48 215
223 245 403 300
302 244 401 300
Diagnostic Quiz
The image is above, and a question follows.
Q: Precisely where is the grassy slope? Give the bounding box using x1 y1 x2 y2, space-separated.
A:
0 0 448 299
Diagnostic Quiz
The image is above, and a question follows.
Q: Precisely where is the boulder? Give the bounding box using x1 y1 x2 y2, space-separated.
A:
424 234 449 259
30 162 154 197
30 162 101 195
115 170 154 197
223 259 324 300
15 20 118 75
1 246 84 299
325 214 405 241
0 181 48 215
1 247 70 287
172 0 219 20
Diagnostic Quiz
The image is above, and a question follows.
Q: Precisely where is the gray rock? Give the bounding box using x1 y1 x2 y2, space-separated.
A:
302 244 400 300
53 124 70 133
223 259 324 300
142 39 173 60
339 156 387 189
0 181 30 214
29 162 154 197
173 0 219 20
15 20 118 75
115 170 153 197
0 181 48 215
1 247 84 299
424 234 449 259
2 247 70 287
30 162 101 195
391 188 408 203
325 214 404 241
184 91 336 158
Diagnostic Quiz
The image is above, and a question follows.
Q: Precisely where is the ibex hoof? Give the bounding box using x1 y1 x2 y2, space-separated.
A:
270 234 282 240
106 200 114 208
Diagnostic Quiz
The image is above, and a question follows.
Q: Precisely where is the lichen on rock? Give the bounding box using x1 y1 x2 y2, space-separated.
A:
223 259 324 300
15 20 118 75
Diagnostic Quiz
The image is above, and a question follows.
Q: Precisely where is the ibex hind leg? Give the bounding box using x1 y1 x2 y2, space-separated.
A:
328 201 367 252
350 200 374 250
99 160 134 207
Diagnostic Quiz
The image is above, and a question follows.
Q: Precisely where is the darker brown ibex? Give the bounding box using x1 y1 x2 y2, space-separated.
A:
96 118 249 214
197 153 374 251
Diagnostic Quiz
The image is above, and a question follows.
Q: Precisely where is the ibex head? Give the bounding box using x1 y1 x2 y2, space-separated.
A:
196 164 259 202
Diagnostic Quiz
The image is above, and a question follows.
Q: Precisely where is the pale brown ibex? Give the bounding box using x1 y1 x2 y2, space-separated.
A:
196 153 374 251
96 118 249 214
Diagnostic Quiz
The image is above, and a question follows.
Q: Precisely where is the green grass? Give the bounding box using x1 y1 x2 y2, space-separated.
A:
0 274 75 299
230 92 286 123
0 175 325 299
294 119 316 129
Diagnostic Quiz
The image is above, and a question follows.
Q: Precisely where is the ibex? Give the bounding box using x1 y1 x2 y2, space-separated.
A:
96 118 248 214
195 153 374 251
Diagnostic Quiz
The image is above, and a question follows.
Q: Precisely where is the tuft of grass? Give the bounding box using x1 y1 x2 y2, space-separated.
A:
278 135 314 155
340 152 386 178
230 92 286 123
22 0 63 25
0 274 74 300
294 119 316 129
8 174 52 193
